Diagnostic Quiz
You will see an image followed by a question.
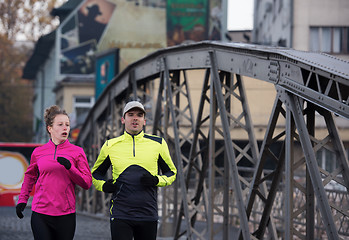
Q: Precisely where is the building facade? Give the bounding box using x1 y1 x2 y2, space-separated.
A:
253 0 349 174
22 0 228 143
253 0 349 61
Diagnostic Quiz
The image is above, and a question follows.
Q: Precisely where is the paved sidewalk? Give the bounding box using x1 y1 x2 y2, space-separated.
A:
2 206 231 239
0 207 111 240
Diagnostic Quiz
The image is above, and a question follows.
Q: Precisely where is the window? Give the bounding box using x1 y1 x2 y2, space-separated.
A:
310 27 349 54
72 96 95 127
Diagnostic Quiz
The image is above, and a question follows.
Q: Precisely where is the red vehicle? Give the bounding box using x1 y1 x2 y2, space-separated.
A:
0 142 43 206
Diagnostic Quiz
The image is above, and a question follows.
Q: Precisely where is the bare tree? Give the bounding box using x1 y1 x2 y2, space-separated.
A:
0 0 64 41
0 35 33 141
0 0 65 142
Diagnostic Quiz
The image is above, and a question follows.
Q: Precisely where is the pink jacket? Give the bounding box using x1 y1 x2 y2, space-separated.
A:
18 139 92 216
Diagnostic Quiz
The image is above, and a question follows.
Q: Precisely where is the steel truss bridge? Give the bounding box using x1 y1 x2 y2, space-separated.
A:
76 41 349 239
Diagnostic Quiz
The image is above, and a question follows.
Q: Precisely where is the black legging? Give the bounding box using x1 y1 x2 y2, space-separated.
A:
31 211 76 240
110 218 158 240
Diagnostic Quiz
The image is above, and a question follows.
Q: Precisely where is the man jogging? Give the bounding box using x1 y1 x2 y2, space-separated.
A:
91 100 177 240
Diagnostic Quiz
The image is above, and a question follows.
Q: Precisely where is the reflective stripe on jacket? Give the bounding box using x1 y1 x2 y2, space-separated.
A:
91 130 177 221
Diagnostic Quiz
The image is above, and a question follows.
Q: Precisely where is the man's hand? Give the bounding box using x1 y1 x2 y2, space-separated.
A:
140 172 159 186
57 157 71 170
16 203 26 219
102 179 118 193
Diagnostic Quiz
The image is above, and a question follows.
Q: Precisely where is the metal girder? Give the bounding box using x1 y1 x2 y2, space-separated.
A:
245 98 285 239
163 57 192 239
76 41 349 239
209 50 250 240
280 89 339 239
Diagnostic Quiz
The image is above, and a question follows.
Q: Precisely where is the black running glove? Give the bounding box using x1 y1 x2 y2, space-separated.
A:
16 203 26 219
141 172 159 186
57 157 71 170
102 179 118 193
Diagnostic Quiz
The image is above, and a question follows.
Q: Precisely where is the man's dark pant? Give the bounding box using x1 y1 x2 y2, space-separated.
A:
110 218 157 240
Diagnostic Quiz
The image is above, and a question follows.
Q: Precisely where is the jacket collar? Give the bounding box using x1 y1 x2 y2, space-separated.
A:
124 130 144 139
49 139 69 148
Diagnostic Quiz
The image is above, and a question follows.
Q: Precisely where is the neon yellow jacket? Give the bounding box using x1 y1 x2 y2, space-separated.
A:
91 130 177 220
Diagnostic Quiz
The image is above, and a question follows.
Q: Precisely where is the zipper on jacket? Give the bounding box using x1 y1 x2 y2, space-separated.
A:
54 144 57 160
132 135 135 157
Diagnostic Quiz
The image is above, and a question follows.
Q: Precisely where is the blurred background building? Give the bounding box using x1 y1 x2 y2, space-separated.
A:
21 0 348 166
253 0 349 62
253 0 349 175
22 0 234 143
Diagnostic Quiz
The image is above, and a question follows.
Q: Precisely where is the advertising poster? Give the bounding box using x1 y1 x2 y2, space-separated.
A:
166 0 208 46
60 40 97 74
0 143 43 206
95 48 119 99
59 0 223 75
166 0 223 46
60 0 116 74
97 0 167 71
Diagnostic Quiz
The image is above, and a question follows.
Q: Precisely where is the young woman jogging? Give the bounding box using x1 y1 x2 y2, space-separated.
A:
15 105 92 240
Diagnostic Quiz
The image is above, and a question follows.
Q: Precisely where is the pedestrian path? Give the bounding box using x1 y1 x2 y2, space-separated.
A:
0 207 182 239
0 207 110 240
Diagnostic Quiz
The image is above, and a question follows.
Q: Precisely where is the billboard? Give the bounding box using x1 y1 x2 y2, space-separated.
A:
0 143 43 206
59 0 116 74
96 0 167 71
60 40 97 74
58 0 224 74
166 0 223 46
95 48 119 99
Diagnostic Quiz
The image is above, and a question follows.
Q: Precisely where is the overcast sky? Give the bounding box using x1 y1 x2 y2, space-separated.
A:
227 0 254 30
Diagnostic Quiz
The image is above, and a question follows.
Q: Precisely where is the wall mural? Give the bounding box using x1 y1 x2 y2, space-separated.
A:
59 0 223 74
60 0 116 74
